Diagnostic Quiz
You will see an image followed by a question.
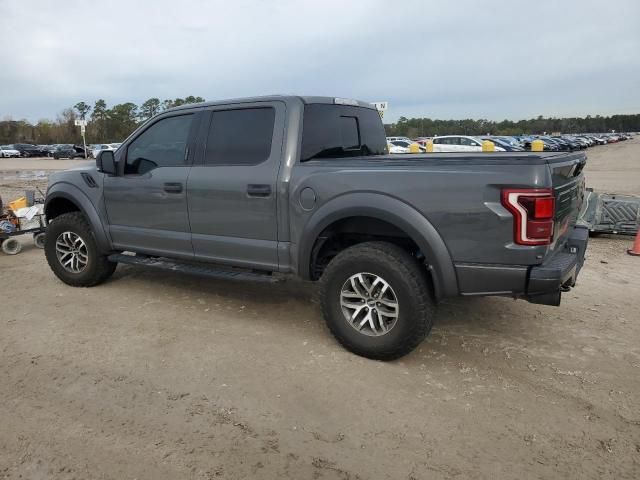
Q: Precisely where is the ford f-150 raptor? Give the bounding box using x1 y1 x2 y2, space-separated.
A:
44 95 588 360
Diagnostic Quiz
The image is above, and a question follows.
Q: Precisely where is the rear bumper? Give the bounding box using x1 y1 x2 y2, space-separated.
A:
453 226 588 306
525 226 589 306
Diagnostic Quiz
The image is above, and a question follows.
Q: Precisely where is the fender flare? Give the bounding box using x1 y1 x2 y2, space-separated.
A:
297 192 458 298
44 182 112 253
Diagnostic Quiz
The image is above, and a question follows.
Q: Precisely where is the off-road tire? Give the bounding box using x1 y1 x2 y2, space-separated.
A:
319 241 436 360
44 212 116 287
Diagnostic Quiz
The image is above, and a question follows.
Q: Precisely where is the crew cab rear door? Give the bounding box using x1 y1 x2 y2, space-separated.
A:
186 101 285 271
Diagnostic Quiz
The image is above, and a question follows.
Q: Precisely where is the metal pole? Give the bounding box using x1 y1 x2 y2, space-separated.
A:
81 124 87 159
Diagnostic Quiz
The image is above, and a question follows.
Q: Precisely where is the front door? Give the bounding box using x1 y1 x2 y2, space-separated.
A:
187 102 284 271
103 112 198 258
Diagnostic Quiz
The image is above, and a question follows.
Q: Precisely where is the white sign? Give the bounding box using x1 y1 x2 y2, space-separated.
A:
80 125 86 135
74 119 87 127
372 101 388 119
372 102 388 111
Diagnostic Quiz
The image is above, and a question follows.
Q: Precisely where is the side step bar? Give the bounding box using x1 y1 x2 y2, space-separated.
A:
108 253 278 283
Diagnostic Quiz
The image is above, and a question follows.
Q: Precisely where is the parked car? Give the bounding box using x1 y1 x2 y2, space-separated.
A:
546 137 574 151
386 136 413 143
44 95 588 360
91 144 116 159
573 137 591 148
388 143 410 154
11 143 44 157
495 136 524 148
558 137 583 150
521 137 558 151
0 145 21 158
414 138 433 147
432 135 505 152
480 137 524 152
588 136 607 145
390 140 426 152
53 145 86 159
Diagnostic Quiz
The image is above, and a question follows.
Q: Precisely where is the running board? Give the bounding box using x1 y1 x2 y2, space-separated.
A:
108 253 278 283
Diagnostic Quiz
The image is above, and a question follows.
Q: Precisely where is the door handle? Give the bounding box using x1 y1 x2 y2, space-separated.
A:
163 182 183 193
247 184 271 197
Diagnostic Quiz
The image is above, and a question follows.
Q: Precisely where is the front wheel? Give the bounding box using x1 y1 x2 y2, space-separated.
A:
44 212 117 287
319 241 436 360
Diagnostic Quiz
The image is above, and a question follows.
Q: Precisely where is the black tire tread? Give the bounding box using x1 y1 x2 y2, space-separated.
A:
319 241 435 360
44 212 116 287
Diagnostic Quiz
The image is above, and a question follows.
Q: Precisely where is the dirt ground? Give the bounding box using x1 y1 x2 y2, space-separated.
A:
1 141 639 479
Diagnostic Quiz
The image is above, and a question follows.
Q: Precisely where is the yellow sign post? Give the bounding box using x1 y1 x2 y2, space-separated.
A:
531 139 544 152
425 140 434 153
482 140 495 152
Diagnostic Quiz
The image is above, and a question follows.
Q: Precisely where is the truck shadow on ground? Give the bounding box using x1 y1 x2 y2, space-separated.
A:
112 264 537 364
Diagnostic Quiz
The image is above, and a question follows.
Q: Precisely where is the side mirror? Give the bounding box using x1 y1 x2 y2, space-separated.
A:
96 150 117 175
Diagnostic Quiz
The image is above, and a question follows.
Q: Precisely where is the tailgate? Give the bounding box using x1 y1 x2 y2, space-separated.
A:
548 152 587 253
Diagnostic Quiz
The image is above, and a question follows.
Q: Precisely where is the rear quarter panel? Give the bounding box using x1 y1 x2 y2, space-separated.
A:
287 155 555 267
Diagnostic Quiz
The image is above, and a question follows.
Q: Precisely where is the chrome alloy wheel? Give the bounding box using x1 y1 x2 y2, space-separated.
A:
339 273 399 336
55 231 88 273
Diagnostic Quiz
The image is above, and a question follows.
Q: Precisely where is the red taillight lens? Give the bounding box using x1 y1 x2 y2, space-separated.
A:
533 197 555 219
501 189 555 245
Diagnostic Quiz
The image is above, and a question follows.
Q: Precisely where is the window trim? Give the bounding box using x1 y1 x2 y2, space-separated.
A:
339 115 361 151
120 111 198 176
200 105 277 167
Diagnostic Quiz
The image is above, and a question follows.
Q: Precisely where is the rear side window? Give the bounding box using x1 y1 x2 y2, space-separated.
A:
204 108 275 165
301 104 387 161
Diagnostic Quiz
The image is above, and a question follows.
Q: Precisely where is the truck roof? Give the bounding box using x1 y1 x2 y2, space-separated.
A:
166 95 377 113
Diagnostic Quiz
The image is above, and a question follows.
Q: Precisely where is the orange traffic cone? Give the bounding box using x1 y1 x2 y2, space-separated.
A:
628 228 640 256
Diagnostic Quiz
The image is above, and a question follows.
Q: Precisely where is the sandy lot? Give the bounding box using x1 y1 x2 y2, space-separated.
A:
1 141 639 479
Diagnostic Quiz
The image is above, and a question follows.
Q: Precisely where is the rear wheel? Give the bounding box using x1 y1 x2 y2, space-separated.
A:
44 212 116 286
319 241 436 360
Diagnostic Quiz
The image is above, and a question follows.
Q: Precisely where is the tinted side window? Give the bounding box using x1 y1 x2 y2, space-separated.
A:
126 114 193 174
301 104 387 161
205 108 275 165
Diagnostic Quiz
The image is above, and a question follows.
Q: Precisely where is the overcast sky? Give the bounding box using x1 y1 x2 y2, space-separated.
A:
0 0 638 123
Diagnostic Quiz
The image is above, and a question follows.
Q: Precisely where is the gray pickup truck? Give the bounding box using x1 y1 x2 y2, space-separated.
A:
44 95 588 360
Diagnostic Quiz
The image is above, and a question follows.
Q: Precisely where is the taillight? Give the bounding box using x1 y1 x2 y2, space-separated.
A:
501 188 555 245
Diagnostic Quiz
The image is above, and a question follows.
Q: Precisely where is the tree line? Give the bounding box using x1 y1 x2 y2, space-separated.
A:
0 96 205 145
2 101 638 145
385 114 640 138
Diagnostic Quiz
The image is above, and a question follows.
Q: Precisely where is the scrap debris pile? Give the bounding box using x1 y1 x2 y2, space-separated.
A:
0 190 46 255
